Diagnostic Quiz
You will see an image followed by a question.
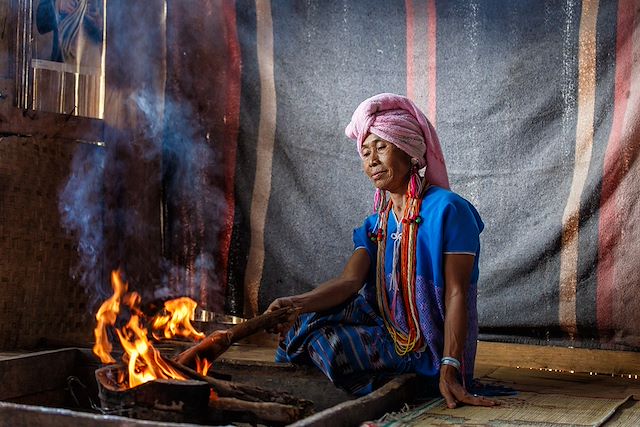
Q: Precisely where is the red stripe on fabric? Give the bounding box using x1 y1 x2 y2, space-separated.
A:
426 0 437 124
596 0 634 333
220 0 241 295
406 0 415 99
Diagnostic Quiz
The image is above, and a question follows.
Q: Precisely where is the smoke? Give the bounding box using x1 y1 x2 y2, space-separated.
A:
59 90 226 312
134 90 226 307
58 143 107 308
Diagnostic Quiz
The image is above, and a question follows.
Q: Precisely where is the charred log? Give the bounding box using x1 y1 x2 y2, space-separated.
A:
209 396 307 426
175 307 298 366
165 356 313 410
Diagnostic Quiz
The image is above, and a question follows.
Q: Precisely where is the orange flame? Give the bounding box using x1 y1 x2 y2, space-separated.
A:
195 355 213 377
93 270 127 364
116 313 187 388
151 297 205 341
93 270 205 388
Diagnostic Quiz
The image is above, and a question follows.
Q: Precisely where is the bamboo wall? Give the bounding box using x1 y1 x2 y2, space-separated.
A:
0 136 95 348
0 1 166 349
0 1 96 348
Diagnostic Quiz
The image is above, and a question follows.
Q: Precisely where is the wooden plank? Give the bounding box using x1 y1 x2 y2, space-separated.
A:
0 78 104 142
221 341 640 377
217 340 640 385
478 366 640 400
473 365 498 378
213 341 640 385
163 0 234 312
102 0 165 293
0 352 30 361
476 341 640 376
0 1 11 79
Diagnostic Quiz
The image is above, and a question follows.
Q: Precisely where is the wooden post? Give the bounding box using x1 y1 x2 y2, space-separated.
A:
103 0 166 293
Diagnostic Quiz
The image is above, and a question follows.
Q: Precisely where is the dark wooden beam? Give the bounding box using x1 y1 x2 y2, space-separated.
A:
0 79 104 142
476 341 640 376
0 2 14 80
163 0 238 312
102 0 166 293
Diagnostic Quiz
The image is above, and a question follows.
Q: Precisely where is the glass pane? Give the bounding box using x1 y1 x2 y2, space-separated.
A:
18 0 105 119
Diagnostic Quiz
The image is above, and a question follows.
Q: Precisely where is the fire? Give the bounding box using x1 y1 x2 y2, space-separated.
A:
151 297 206 341
195 355 213 377
93 270 208 388
93 270 127 364
116 313 187 388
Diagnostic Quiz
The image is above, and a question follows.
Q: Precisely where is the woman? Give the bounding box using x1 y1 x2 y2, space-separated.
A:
267 93 495 409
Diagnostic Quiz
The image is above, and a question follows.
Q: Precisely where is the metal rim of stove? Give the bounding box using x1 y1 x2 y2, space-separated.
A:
193 309 246 325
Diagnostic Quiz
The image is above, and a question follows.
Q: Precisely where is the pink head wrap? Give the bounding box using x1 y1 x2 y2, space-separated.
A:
345 93 450 189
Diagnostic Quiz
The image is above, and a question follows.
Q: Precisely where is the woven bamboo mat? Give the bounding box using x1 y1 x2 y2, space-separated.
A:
366 392 631 426
605 399 640 426
363 365 640 427
482 367 640 400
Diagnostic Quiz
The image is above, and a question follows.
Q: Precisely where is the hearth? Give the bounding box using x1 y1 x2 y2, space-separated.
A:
0 348 418 426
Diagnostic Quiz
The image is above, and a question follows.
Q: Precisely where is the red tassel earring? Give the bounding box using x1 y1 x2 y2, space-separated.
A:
373 188 387 213
407 160 423 199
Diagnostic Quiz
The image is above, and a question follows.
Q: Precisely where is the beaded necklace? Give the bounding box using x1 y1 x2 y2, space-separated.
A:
370 173 426 356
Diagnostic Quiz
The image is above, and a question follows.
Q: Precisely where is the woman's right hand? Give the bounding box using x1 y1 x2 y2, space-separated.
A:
439 365 498 409
265 297 301 336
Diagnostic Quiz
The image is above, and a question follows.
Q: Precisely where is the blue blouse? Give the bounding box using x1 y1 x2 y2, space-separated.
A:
352 185 484 381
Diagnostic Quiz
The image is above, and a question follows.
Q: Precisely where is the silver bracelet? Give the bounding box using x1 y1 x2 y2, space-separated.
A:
441 356 461 370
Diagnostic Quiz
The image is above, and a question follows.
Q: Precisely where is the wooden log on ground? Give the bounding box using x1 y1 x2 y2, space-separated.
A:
175 307 298 367
164 356 313 411
209 396 307 426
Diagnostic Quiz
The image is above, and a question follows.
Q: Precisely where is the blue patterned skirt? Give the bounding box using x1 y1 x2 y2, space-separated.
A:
275 294 438 396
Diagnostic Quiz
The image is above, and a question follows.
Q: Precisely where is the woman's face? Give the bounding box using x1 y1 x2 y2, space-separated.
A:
361 133 412 194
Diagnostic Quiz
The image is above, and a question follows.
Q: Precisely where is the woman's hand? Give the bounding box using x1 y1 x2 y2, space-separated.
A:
439 365 497 409
265 297 301 336
440 254 497 408
262 250 369 337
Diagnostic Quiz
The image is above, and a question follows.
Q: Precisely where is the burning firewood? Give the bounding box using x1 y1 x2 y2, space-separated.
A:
209 397 308 425
168 356 314 424
175 306 299 367
165 356 313 409
92 271 312 425
96 362 313 425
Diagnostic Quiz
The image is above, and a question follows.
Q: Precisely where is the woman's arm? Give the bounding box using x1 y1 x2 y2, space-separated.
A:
439 253 496 408
265 248 370 329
